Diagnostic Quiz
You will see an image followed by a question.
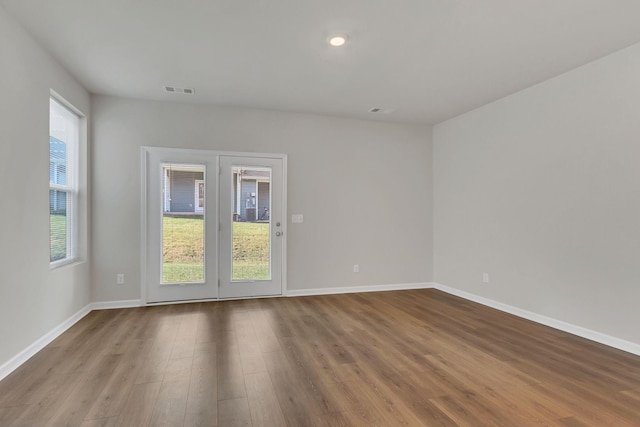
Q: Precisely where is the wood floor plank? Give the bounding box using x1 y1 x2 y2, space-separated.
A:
244 371 286 427
217 334 247 401
263 350 326 426
148 380 189 427
133 342 172 385
0 347 68 407
320 380 384 426
45 354 122 427
621 388 640 401
194 304 224 344
116 381 162 427
0 405 29 426
6 372 81 427
1 289 640 426
336 345 453 426
430 391 514 426
184 346 218 427
248 309 283 354
84 340 152 420
218 397 252 427
556 416 594 427
163 357 194 383
308 411 353 427
79 416 120 427
169 311 198 360
47 311 103 348
234 314 268 375
423 352 572 422
217 361 246 401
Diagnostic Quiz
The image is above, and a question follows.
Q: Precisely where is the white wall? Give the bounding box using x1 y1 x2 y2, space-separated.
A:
434 43 640 344
91 96 433 302
0 5 90 369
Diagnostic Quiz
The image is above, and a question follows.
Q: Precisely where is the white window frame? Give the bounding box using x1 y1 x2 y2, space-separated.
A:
49 94 81 268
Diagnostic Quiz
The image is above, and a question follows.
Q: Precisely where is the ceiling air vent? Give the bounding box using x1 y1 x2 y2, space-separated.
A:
369 107 395 114
164 86 195 95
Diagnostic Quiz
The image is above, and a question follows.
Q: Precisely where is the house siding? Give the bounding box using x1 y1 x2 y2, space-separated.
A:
168 170 203 212
240 180 257 220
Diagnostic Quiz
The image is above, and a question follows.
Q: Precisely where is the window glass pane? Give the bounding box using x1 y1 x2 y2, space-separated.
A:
49 137 67 185
49 97 79 264
161 164 205 283
231 166 271 281
50 190 67 262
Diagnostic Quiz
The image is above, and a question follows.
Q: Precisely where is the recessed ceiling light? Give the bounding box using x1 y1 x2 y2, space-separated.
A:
329 34 348 47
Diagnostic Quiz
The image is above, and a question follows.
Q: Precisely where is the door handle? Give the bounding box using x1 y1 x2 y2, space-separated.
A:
276 231 283 237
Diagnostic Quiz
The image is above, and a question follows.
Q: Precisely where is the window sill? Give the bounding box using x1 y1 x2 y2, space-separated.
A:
50 257 85 270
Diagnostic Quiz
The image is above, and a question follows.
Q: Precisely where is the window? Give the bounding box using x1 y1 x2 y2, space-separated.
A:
49 97 79 265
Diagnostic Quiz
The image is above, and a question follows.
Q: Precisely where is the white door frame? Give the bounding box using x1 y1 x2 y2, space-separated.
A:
141 146 287 304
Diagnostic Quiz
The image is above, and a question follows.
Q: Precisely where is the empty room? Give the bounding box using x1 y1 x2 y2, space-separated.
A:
1 1 639 426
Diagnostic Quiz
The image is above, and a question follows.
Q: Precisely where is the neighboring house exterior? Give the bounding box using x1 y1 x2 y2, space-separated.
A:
49 136 67 213
163 168 204 213
162 165 270 221
234 168 270 221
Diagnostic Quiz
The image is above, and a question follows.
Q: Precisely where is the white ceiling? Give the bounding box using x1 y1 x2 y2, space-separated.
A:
3 0 640 125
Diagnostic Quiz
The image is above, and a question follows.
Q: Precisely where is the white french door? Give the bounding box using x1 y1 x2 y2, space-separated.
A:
219 155 284 298
143 147 285 303
144 148 218 303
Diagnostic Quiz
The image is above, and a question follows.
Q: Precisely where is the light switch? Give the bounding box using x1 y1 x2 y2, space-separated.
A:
292 214 303 223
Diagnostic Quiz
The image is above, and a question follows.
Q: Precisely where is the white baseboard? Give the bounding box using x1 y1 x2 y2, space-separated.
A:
286 282 435 297
434 283 640 356
0 299 143 381
0 304 92 382
90 299 144 310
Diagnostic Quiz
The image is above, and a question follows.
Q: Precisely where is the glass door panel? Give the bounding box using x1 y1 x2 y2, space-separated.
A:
231 166 271 281
144 148 218 303
161 163 205 284
219 156 284 299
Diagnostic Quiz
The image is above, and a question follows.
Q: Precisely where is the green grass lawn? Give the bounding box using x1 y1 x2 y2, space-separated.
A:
50 214 67 262
231 221 270 280
162 216 269 283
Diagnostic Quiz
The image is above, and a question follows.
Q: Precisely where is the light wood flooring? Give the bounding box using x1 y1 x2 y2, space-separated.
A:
1 289 640 426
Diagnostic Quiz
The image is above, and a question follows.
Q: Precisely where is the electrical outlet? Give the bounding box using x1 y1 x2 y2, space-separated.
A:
353 264 360 273
117 273 125 285
482 272 489 283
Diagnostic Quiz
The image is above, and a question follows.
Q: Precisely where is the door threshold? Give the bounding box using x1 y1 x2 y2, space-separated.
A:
145 294 284 306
